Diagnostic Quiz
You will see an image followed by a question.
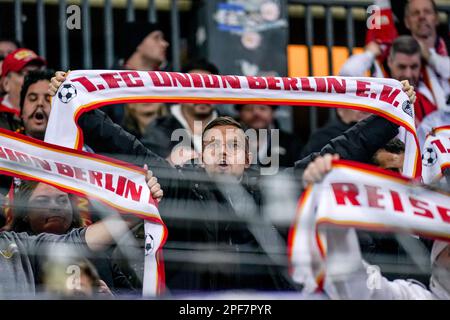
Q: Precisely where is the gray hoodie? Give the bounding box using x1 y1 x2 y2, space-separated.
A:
0 228 88 298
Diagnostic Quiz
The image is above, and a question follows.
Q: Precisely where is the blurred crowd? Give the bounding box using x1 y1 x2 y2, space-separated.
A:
0 0 448 299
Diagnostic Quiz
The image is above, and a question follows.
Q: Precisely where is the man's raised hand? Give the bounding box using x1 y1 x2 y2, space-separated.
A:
144 164 163 203
401 80 416 105
302 154 339 188
48 71 68 96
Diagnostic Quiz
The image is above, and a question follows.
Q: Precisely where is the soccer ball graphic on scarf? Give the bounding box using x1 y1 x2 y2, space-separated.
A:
58 83 77 103
422 147 438 167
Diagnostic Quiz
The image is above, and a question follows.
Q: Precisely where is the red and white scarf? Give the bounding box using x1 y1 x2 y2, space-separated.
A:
288 160 450 293
0 129 167 296
44 70 421 178
422 126 450 184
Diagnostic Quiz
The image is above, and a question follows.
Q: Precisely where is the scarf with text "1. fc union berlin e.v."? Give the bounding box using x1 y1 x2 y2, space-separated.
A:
44 70 421 178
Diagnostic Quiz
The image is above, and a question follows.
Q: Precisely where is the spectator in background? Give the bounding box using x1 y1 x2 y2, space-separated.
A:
371 138 405 174
300 108 370 158
0 38 20 80
2 175 162 297
18 70 53 139
341 36 435 125
141 59 220 165
0 70 79 230
104 22 169 125
341 0 449 122
9 181 129 294
386 36 437 124
11 181 82 235
0 48 46 131
42 257 112 298
235 104 303 168
404 0 449 109
122 102 167 140
0 194 148 297
121 22 169 71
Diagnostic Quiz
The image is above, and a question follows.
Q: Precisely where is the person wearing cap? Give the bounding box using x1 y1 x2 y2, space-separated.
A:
236 104 304 169
302 154 450 299
0 48 46 131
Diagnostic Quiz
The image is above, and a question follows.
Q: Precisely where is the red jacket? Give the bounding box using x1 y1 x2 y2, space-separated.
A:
0 97 20 117
414 91 438 125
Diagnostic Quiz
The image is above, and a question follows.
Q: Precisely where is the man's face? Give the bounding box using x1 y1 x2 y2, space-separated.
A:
404 0 438 39
182 103 215 119
202 125 252 179
181 69 215 119
27 183 73 235
3 65 41 101
239 104 274 130
388 52 421 87
139 30 169 65
127 102 163 131
373 150 405 173
21 79 51 140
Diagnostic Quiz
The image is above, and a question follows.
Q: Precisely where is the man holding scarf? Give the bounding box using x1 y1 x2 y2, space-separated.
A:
48 72 415 293
300 154 450 299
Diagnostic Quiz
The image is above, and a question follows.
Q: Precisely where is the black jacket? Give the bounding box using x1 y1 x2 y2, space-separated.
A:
79 110 294 292
158 165 295 292
300 116 355 159
251 128 304 168
294 115 399 170
141 114 186 158
0 112 21 133
78 110 399 292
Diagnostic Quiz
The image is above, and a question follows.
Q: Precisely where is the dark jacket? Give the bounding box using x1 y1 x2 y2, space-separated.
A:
278 130 304 167
79 109 294 292
78 110 400 292
300 115 355 159
0 108 22 196
158 165 294 292
141 114 186 158
250 128 304 168
0 112 21 133
294 115 399 170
